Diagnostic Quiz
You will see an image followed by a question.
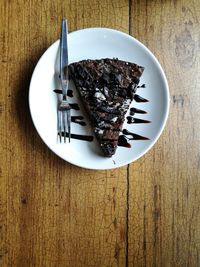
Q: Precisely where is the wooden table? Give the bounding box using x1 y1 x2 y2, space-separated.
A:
1 1 200 266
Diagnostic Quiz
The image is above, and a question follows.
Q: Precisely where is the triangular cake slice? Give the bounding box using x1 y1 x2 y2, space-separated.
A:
69 58 144 157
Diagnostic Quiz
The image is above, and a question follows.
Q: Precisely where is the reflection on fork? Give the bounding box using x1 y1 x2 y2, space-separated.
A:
58 100 71 143
57 19 71 143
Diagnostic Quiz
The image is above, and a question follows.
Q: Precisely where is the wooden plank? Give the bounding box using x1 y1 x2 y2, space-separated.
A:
0 0 130 266
129 0 200 266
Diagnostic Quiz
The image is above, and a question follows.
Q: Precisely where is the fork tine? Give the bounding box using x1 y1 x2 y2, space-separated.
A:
63 125 66 143
66 109 71 143
58 110 62 143
63 111 67 143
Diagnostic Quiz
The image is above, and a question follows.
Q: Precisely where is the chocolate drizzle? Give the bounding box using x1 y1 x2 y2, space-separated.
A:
53 89 79 110
127 116 151 124
53 79 150 151
134 94 149 103
122 129 149 140
71 116 86 126
53 89 73 97
118 135 131 148
69 103 80 110
53 89 62 94
118 129 149 148
137 84 146 88
130 107 147 116
67 89 73 97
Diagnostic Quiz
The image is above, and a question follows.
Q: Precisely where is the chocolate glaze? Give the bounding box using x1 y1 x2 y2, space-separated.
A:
122 129 149 140
137 84 146 88
67 89 73 97
134 94 149 103
69 103 80 110
71 116 86 126
118 135 131 148
127 116 151 124
53 89 62 94
130 107 147 116
53 89 73 97
60 132 93 142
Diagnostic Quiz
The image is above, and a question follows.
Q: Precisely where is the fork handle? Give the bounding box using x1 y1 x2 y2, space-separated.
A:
60 19 69 98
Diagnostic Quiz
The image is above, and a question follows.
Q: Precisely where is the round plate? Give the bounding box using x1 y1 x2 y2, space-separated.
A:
29 28 170 170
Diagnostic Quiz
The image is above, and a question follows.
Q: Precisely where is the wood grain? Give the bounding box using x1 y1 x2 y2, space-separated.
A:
0 0 200 267
129 1 200 266
0 1 129 267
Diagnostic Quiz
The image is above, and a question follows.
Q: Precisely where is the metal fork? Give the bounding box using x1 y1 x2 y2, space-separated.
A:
58 19 71 143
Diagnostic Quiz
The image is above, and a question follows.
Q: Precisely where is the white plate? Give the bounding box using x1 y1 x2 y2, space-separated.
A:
29 28 170 170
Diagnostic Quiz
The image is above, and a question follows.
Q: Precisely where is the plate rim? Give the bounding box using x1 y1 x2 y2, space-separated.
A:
29 27 170 170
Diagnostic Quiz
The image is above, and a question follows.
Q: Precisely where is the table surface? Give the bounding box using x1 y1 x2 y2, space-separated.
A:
1 0 200 266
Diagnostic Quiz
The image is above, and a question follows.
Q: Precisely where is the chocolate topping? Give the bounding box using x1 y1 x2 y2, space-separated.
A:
69 58 144 157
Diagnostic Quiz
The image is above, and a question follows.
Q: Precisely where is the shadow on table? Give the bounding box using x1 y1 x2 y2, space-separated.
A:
14 48 73 169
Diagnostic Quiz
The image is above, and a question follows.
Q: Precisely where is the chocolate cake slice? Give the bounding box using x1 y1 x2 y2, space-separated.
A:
69 58 144 157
